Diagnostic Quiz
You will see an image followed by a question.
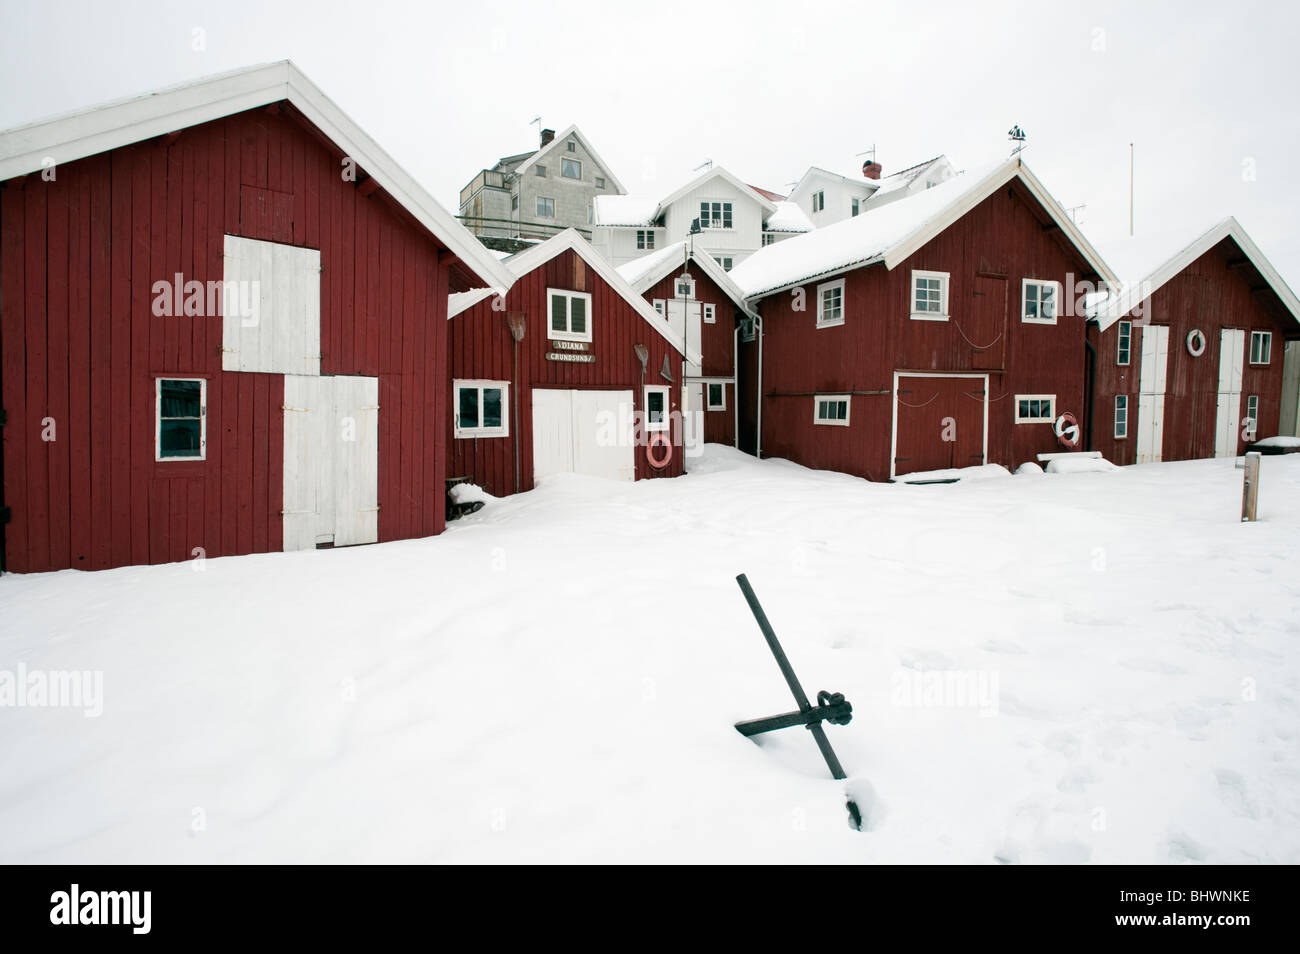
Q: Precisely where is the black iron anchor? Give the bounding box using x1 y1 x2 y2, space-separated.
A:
734 573 862 830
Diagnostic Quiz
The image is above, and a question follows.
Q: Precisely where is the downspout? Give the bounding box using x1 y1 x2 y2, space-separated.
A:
1084 330 1096 452
755 311 764 459
733 323 740 449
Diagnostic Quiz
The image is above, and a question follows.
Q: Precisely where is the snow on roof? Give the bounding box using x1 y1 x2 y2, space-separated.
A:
616 241 690 287
764 201 814 233
731 158 1117 300
593 193 659 227
732 160 1005 298
615 240 756 316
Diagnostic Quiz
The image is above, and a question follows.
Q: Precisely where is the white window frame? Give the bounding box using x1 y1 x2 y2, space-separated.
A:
699 200 733 230
706 382 726 411
653 299 665 317
910 270 949 321
851 198 860 217
547 287 593 343
811 191 825 213
813 393 851 426
1249 330 1272 365
1014 394 1056 423
1246 394 1259 428
1021 278 1061 325
1117 320 1131 365
816 278 845 329
644 385 670 432
713 255 733 272
1114 395 1128 439
453 379 510 439
566 140 576 153
675 275 695 299
534 164 546 177
155 377 207 461
561 157 582 180
762 233 775 247
636 229 655 250
703 303 716 324
536 196 555 218
595 176 606 189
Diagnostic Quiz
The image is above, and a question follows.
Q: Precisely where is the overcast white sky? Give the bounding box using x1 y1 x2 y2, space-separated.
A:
2 0 1298 283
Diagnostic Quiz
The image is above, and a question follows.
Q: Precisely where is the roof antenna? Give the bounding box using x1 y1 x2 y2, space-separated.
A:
529 115 542 137
1066 203 1086 224
855 144 877 163
1008 124 1027 156
693 159 713 172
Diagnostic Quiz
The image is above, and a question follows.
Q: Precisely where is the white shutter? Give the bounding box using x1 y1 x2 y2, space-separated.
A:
223 234 321 375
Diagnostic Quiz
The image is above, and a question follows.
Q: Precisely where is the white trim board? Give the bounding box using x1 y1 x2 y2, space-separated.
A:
618 241 756 318
0 60 515 296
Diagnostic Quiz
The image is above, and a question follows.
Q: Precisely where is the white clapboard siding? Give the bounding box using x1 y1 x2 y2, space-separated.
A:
223 234 321 375
283 375 379 551
1215 329 1246 457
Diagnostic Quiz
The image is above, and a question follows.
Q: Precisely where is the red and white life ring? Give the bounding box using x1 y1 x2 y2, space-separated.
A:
1054 412 1080 448
1187 329 1207 357
646 432 673 469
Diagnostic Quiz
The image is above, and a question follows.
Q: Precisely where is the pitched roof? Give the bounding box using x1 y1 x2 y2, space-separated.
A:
447 229 699 364
515 125 627 194
0 60 514 295
1090 217 1300 331
748 183 788 203
763 201 814 233
615 240 756 317
730 157 1118 300
655 165 777 216
593 165 776 230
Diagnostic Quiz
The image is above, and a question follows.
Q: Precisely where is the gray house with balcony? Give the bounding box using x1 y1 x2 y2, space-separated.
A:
458 125 626 241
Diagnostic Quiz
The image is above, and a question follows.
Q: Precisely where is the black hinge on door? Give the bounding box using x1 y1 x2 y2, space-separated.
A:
894 457 911 463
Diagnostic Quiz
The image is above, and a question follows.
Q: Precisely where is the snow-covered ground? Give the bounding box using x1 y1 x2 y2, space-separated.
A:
2 447 1298 863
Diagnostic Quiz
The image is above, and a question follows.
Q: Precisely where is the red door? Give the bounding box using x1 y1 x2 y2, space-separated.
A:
894 375 986 476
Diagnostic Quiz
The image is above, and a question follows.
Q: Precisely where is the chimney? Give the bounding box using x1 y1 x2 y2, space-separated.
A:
862 160 882 180
540 128 555 148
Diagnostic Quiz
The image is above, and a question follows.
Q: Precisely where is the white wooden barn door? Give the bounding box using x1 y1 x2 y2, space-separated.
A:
283 375 379 551
531 389 634 484
1214 329 1246 457
1136 324 1169 463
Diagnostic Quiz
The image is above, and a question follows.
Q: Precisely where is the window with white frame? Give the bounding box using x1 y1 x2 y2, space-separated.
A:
653 299 665 317
644 385 669 432
1246 395 1259 435
762 233 776 246
814 394 850 426
1250 330 1272 364
817 278 845 328
911 270 949 320
740 315 756 343
811 191 825 213
713 255 734 272
703 303 716 324
1114 395 1128 439
636 229 655 250
595 176 606 189
1015 394 1056 423
675 276 695 299
706 382 726 410
566 140 576 152
1022 279 1060 324
454 380 509 438
851 198 860 217
548 288 592 342
535 165 546 177
561 157 581 180
536 196 555 217
1117 320 1131 365
699 200 733 229
156 377 206 460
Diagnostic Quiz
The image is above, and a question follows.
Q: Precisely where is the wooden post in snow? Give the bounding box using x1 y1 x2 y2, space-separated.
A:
1241 452 1261 522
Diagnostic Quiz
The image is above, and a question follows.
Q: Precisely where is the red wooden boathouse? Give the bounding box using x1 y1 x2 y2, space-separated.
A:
0 61 512 573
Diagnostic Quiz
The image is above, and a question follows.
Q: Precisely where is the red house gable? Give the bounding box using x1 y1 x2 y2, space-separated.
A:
0 63 509 573
448 231 690 496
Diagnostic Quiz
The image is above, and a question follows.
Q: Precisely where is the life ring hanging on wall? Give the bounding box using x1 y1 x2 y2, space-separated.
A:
1054 412 1080 448
1186 329 1207 357
646 432 673 469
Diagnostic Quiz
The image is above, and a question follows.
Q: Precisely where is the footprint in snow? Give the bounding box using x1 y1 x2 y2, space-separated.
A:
1215 769 1257 819
897 648 956 671
1118 657 1187 675
981 638 1027 655
1166 830 1209 862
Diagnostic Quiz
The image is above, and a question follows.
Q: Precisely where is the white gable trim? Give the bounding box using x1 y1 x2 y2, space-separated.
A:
447 229 698 365
0 60 515 295
528 124 627 195
623 244 756 318
1093 217 1300 332
655 166 777 218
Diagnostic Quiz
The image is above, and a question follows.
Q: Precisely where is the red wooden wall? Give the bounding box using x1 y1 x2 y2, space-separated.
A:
1088 237 1297 464
1 102 454 573
642 265 739 446
745 181 1099 480
448 248 685 496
